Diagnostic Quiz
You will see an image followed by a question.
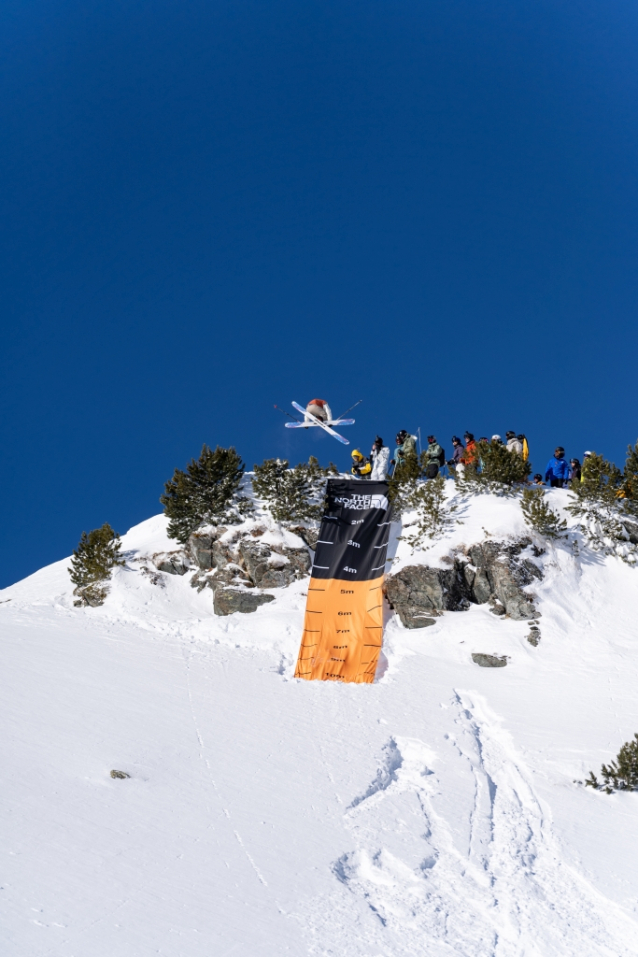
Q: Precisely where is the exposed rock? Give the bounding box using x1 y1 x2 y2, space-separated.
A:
110 770 130 779
238 540 311 589
288 525 320 550
184 525 311 614
385 538 542 628
187 528 229 570
213 586 275 616
527 624 541 647
152 551 189 575
622 518 638 545
472 653 508 668
384 566 448 628
73 583 108 607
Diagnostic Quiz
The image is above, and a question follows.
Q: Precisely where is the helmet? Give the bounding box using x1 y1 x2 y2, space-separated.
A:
396 430 407 444
506 431 515 439
555 447 565 458
492 434 502 442
373 436 383 447
584 451 592 457
427 435 436 443
452 435 462 444
533 473 543 482
351 449 364 461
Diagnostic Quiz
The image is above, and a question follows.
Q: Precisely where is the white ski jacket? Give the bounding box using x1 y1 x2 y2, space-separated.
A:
506 436 523 455
371 445 390 480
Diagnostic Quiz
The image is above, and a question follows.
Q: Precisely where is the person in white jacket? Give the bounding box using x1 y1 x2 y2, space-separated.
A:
505 431 523 455
370 436 390 480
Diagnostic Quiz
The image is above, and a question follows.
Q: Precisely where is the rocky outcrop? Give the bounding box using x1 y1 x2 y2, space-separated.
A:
184 525 311 615
385 538 543 629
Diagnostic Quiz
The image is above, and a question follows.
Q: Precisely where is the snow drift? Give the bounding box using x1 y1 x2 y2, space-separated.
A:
2 485 638 956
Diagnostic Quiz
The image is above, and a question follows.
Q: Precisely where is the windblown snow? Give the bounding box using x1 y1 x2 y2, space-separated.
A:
2 487 638 956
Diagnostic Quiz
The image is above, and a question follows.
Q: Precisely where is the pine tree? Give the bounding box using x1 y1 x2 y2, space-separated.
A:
252 456 337 524
402 473 456 549
69 523 124 606
567 453 637 563
585 733 638 793
460 440 530 495
160 445 250 543
521 488 567 540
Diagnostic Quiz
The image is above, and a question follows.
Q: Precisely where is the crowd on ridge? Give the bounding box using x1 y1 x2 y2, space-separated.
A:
299 399 590 489
349 430 591 488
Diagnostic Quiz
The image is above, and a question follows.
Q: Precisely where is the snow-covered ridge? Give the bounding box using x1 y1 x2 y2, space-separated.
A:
2 486 638 956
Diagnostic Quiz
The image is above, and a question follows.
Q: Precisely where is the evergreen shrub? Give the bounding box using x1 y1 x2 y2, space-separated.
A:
160 445 251 543
402 473 457 549
567 452 637 563
252 456 337 524
69 523 124 606
460 440 530 495
388 451 427 514
521 488 567 540
586 733 638 793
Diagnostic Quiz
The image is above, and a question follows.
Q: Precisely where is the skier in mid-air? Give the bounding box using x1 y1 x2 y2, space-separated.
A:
304 398 332 423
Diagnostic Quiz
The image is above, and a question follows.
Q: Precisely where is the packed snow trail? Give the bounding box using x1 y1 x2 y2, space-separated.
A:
2 498 638 955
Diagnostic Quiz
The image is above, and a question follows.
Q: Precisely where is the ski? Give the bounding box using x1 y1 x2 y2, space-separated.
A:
285 418 354 429
291 402 351 445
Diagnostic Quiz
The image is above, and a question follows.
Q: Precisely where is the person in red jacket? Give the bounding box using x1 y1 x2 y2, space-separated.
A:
462 432 478 465
304 398 332 423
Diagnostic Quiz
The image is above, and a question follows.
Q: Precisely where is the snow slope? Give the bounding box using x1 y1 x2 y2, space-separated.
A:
2 487 638 956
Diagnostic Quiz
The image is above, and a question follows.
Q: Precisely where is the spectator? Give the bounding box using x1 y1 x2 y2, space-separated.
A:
424 435 444 478
370 436 390 480
351 449 371 479
463 432 477 465
545 447 571 488
450 436 465 477
391 429 417 468
531 473 544 486
506 431 523 455
569 458 582 484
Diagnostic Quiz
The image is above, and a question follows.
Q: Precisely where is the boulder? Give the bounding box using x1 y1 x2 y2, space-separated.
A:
213 586 276 616
527 624 541 647
152 551 189 575
472 653 508 668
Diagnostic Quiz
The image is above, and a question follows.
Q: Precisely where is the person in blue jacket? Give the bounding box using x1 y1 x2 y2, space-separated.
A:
545 447 570 488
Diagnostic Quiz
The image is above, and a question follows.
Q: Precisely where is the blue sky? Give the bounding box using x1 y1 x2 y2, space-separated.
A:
2 0 638 587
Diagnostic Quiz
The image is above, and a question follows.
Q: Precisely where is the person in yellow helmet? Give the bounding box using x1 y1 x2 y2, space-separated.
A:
351 449 372 479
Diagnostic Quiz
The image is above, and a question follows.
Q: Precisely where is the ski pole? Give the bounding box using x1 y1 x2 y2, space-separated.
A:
274 404 302 423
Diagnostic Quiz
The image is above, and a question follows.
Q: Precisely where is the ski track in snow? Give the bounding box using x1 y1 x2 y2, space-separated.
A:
302 694 638 957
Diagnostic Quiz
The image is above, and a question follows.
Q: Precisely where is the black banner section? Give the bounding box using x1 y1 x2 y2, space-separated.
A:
310 480 392 583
